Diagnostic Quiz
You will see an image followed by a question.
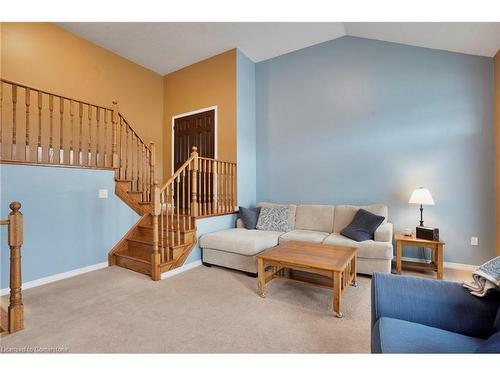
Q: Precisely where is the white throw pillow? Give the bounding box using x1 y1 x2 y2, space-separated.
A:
256 207 291 232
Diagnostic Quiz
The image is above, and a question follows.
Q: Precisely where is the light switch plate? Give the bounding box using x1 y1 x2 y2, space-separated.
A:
470 237 479 246
98 189 108 199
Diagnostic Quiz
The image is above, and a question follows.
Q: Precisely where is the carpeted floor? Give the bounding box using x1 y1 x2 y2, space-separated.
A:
0 265 472 353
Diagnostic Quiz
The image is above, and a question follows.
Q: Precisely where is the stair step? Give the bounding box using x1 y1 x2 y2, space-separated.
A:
115 178 132 183
139 201 151 205
138 224 196 233
128 234 189 249
127 191 143 195
115 252 150 264
114 253 152 276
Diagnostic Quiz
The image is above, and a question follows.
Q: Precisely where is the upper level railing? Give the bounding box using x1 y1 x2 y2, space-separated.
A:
0 78 154 202
0 202 24 335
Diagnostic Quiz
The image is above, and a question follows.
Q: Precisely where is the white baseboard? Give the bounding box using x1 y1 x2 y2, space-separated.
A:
0 262 108 296
401 256 478 272
161 260 202 280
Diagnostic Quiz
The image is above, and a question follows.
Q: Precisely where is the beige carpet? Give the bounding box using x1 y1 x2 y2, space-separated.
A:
0 265 472 353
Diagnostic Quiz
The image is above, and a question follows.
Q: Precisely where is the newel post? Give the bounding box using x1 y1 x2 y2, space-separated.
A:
151 180 161 281
8 201 24 333
111 100 119 169
190 146 199 217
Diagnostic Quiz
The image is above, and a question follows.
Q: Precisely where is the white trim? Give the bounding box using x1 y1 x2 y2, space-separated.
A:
171 106 218 174
401 256 478 272
0 262 108 296
161 260 202 280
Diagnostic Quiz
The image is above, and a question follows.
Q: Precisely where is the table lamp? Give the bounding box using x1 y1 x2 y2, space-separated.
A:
409 187 434 227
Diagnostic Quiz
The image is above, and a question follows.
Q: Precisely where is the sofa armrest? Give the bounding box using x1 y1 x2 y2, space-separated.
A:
236 218 244 228
374 222 392 242
372 273 499 339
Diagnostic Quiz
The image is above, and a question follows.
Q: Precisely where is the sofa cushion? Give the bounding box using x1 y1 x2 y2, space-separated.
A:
373 317 483 353
257 202 297 230
199 228 283 256
256 206 291 232
295 205 335 233
238 206 261 229
333 204 388 234
340 208 385 241
374 222 393 243
323 233 392 260
279 229 330 244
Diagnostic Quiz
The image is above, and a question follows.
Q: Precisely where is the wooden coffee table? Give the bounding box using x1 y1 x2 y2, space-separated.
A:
256 241 358 317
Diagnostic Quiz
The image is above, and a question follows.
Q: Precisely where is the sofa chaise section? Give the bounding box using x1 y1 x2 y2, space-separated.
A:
200 228 284 275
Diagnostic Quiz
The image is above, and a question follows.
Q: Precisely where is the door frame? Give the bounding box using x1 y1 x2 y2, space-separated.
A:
171 105 218 174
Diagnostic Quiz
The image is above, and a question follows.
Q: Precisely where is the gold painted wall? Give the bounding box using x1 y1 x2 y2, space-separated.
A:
0 23 164 178
163 49 237 178
495 50 500 256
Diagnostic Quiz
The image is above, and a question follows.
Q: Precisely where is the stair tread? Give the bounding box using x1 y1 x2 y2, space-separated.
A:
138 225 195 232
128 237 154 246
128 235 189 249
115 178 132 183
127 191 143 194
115 252 151 264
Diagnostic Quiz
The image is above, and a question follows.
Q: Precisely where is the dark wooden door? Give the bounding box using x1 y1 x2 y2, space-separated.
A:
174 109 215 171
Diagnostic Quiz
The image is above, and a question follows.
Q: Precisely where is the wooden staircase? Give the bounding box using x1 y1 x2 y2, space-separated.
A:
0 78 237 282
109 211 197 279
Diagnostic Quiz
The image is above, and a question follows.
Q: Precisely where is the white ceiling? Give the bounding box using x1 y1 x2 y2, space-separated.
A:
58 22 500 75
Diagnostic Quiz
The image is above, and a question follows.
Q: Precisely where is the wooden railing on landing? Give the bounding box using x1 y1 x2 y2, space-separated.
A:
0 202 24 336
0 78 155 203
147 146 237 279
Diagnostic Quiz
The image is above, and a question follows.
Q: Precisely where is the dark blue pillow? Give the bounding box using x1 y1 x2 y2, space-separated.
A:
475 331 500 353
341 209 385 242
238 206 261 229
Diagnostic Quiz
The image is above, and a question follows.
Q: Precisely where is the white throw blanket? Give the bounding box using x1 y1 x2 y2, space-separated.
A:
463 256 500 297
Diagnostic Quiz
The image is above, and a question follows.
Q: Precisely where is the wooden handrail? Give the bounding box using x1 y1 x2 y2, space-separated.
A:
0 201 24 334
160 153 197 193
0 78 154 203
0 78 112 112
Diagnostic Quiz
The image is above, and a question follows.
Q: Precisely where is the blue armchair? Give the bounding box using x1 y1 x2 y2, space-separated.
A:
371 272 500 353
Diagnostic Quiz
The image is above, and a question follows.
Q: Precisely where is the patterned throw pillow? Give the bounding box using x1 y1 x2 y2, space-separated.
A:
256 206 291 232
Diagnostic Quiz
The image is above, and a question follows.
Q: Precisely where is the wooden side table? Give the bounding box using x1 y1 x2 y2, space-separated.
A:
394 233 445 280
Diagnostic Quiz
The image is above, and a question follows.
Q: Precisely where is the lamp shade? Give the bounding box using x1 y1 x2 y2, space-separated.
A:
409 188 435 205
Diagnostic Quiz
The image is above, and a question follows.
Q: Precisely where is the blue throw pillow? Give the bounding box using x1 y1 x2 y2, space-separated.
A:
238 206 261 229
475 331 500 353
341 208 385 241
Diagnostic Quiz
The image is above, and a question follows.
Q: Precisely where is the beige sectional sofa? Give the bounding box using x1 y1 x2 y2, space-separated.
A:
200 202 393 276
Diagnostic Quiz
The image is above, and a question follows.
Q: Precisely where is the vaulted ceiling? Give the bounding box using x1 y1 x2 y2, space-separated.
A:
58 22 500 75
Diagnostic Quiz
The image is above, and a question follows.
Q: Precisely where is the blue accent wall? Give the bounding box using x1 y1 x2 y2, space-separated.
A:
0 164 138 288
256 36 495 265
236 49 257 208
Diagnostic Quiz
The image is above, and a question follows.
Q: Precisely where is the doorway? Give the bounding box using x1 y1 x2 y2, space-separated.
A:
172 107 216 173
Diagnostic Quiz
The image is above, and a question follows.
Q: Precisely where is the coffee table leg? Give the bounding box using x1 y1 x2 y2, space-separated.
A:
333 271 342 318
257 258 266 298
351 256 357 287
